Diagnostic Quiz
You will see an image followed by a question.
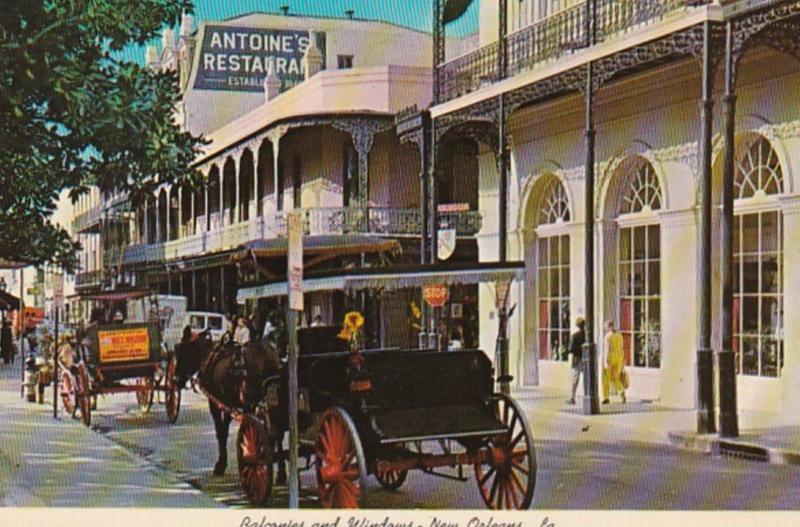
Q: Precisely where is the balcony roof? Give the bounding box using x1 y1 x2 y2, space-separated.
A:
196 65 432 166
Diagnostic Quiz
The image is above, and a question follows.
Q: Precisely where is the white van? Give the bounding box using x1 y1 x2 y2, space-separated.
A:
127 295 187 351
184 311 227 343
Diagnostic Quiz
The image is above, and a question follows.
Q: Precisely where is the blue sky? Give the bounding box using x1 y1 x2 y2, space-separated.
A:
120 0 479 64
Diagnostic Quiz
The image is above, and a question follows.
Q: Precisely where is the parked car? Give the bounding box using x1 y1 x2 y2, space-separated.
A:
184 311 226 342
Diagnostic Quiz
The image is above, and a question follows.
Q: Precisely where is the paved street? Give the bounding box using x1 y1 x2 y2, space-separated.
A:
3 360 798 510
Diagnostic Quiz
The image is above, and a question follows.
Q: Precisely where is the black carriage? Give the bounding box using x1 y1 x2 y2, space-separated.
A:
60 322 181 426
225 325 536 509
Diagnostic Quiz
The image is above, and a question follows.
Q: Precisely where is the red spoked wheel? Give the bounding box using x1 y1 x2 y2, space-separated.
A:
236 415 273 506
315 407 367 509
76 364 92 427
165 357 181 424
60 371 77 418
136 376 154 414
474 394 536 510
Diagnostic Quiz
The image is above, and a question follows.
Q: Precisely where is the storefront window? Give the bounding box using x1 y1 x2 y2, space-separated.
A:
536 177 570 361
618 159 661 368
733 136 784 378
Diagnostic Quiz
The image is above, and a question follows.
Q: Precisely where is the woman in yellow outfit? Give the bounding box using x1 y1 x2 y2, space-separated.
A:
602 320 626 404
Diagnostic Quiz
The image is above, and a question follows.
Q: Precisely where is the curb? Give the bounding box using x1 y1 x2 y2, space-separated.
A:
668 430 800 465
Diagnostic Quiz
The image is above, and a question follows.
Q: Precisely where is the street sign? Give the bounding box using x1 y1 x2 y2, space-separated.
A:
437 228 456 260
423 284 449 308
53 273 64 311
287 211 304 312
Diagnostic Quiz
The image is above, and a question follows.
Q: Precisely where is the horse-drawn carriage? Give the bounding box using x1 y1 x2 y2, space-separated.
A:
200 324 536 510
60 322 182 426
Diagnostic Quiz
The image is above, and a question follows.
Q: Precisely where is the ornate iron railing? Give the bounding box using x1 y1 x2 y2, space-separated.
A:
439 40 501 102
75 270 103 288
72 205 102 233
437 0 710 102
437 210 483 236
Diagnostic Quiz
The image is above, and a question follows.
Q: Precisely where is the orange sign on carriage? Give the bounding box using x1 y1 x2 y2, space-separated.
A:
97 327 150 363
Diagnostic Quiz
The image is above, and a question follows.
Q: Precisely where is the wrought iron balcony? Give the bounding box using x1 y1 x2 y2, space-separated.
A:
437 0 710 103
75 270 104 288
437 210 483 236
72 205 103 233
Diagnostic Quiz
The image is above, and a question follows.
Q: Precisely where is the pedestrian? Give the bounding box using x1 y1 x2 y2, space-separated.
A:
234 317 251 347
1 319 12 366
567 317 586 405
602 320 626 404
310 314 323 327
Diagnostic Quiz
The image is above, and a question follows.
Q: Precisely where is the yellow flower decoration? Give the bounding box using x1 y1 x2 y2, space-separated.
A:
338 311 364 341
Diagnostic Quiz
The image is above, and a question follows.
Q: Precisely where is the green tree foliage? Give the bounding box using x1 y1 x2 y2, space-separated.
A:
0 0 204 271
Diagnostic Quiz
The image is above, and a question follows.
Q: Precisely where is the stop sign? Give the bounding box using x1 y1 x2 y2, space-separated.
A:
423 284 449 307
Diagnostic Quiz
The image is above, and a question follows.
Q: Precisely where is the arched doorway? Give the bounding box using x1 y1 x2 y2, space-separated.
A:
523 173 572 384
603 155 663 370
728 133 785 378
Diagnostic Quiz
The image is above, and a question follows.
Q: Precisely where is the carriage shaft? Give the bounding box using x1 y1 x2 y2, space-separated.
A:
375 449 491 474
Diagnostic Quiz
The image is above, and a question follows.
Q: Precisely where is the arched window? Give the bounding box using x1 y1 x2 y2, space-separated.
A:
536 177 571 362
617 158 662 369
735 136 784 199
623 161 662 214
538 177 571 225
733 135 784 378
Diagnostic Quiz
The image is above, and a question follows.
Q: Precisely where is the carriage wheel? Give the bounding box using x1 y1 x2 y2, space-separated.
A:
60 372 77 418
76 364 92 427
165 357 181 424
236 415 273 506
315 407 367 509
474 394 536 510
136 376 154 414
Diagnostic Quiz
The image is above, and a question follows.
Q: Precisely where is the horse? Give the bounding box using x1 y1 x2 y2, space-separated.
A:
196 334 282 477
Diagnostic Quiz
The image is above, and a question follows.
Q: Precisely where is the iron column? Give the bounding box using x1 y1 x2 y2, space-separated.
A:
582 0 600 416
719 21 739 437
696 20 716 435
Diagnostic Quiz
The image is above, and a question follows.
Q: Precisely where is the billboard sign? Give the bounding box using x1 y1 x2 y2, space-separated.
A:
194 25 326 92
97 327 150 363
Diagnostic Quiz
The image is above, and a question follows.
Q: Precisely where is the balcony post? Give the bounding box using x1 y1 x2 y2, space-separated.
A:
204 170 210 232
719 21 739 438
155 192 162 243
498 95 508 263
266 127 287 212
499 0 508 80
143 201 149 244
218 165 224 227
252 147 258 220
432 0 445 105
234 155 241 224
696 20 716 435
177 186 183 238
582 0 600 416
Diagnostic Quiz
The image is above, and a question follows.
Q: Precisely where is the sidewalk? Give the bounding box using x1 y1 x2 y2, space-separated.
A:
0 363 222 507
514 383 800 466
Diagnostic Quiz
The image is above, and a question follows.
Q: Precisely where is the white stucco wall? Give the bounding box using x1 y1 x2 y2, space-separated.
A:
473 47 800 420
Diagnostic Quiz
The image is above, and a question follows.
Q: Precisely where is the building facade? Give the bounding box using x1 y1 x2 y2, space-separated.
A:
429 0 800 422
75 9 484 347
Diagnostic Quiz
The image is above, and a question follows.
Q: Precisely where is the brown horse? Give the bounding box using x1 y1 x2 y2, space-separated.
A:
196 335 281 476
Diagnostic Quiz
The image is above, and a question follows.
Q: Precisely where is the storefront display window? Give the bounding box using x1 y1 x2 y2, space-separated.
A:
536 177 570 361
733 136 784 378
617 159 661 368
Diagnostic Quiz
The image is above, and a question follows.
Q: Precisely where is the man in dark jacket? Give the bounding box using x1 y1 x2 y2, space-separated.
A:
568 317 586 405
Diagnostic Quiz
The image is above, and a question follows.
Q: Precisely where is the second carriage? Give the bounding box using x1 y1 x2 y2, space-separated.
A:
59 322 182 426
